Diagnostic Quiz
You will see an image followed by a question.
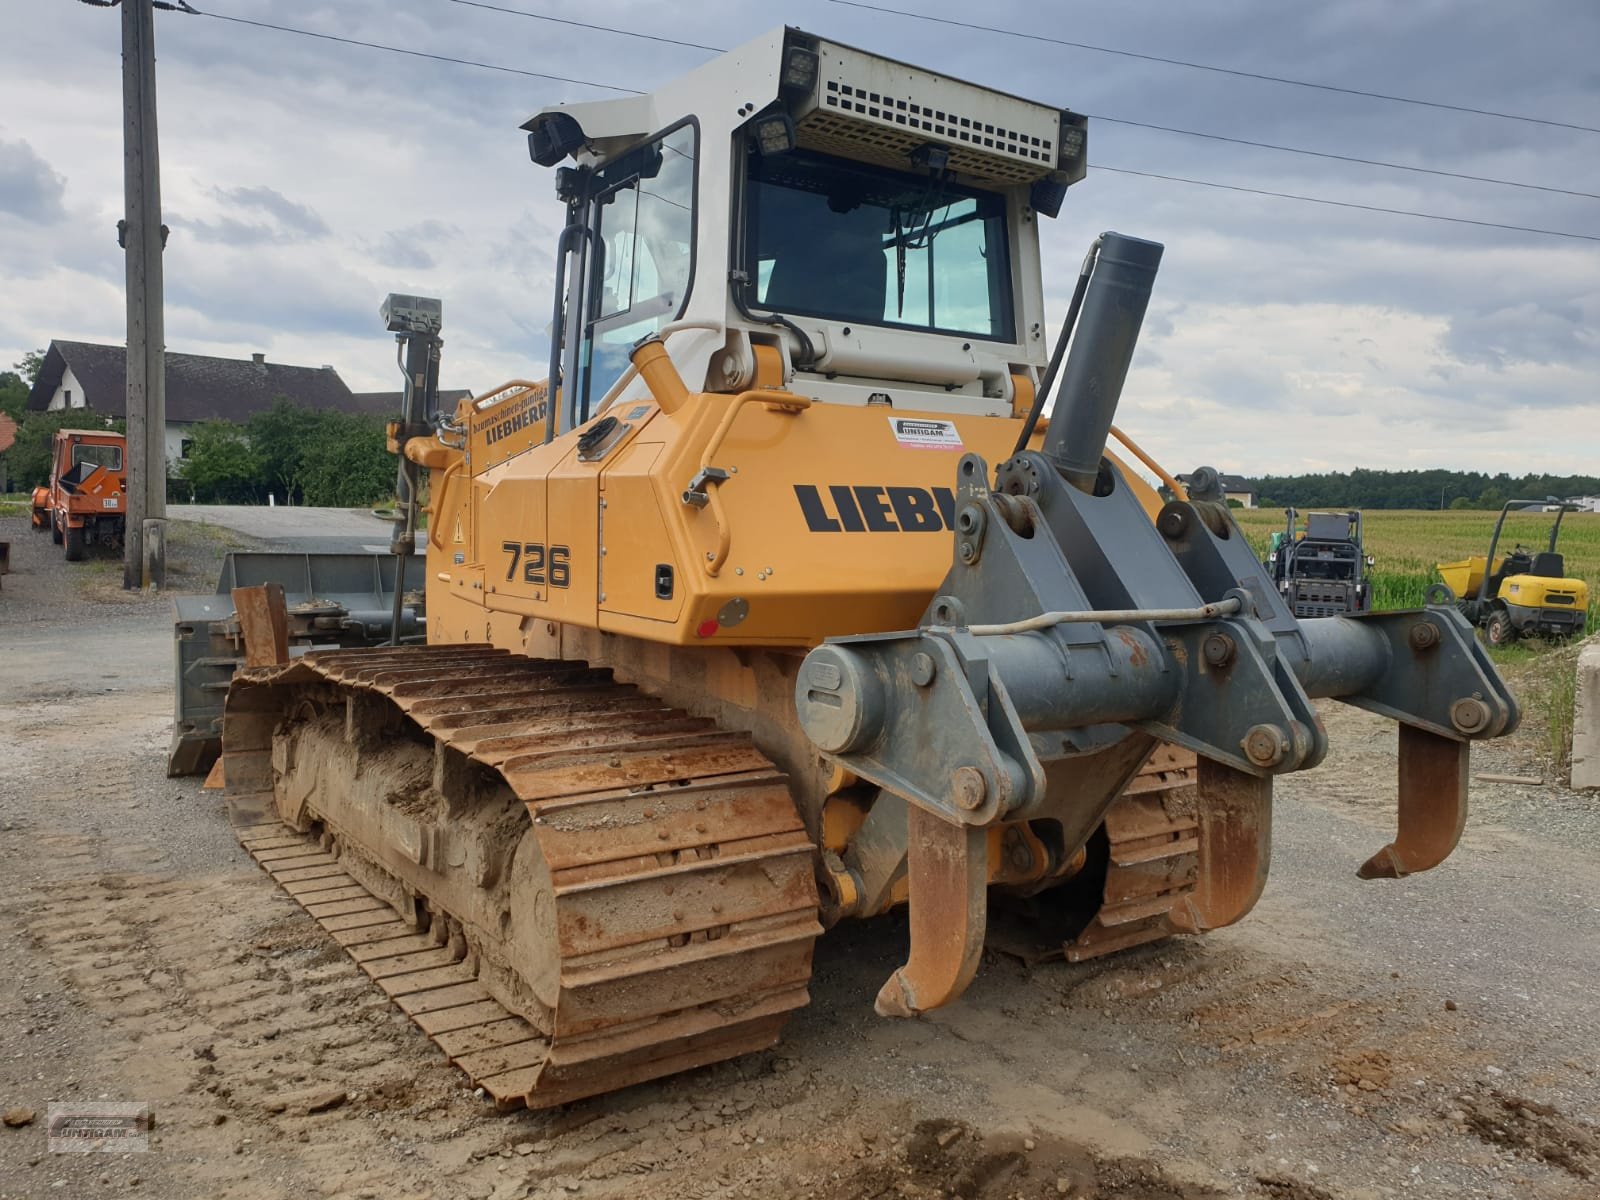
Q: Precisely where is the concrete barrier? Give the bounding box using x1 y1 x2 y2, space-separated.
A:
1574 639 1600 790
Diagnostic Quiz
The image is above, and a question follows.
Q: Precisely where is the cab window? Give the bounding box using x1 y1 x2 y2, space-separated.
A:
578 121 696 415
72 443 122 471
743 148 1013 342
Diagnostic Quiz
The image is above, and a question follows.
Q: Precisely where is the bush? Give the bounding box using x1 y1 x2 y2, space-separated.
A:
297 412 395 507
175 401 397 507
179 421 262 503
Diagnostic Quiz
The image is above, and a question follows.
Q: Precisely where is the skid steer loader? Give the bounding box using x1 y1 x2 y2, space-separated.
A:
222 28 1517 1110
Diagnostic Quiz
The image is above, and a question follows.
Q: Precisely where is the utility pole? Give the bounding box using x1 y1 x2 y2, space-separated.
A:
120 0 168 589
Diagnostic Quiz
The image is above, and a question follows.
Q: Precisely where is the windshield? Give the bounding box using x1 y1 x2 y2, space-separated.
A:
71 443 122 471
743 149 1013 341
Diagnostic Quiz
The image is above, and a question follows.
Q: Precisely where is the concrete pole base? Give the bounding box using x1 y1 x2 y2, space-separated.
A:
1572 640 1600 790
141 517 166 591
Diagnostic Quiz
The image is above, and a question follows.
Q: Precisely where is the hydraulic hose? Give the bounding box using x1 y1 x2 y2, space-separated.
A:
957 595 1243 637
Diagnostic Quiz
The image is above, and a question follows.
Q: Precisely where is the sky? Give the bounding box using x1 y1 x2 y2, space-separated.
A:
1 0 1597 477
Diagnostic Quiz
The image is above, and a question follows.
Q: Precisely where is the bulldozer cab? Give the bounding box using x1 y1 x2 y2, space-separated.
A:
524 27 1084 437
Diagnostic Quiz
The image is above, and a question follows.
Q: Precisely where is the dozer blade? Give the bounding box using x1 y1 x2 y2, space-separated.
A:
1357 724 1468 880
874 807 987 1018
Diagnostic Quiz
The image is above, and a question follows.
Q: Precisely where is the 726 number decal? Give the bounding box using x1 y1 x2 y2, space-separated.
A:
501 541 571 588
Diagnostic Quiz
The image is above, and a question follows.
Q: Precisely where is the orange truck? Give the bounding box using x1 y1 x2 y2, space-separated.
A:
30 428 127 561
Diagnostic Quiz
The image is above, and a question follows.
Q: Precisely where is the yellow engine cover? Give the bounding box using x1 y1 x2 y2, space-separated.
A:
1501 573 1588 612
423 384 1167 650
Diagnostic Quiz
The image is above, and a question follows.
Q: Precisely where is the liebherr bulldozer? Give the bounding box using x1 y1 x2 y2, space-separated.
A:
222 29 1518 1110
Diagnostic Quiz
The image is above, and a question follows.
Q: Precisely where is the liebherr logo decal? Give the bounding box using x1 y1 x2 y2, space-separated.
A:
483 391 548 446
793 484 958 533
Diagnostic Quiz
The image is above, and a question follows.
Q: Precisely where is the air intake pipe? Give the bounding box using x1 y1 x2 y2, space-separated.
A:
1040 232 1163 492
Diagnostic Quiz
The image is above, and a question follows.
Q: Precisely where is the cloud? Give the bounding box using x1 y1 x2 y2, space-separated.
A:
0 139 67 224
217 185 330 237
171 184 330 245
1443 300 1600 371
371 219 462 271
0 0 1597 472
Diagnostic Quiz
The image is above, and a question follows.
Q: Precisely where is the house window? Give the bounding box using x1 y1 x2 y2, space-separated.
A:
180 438 194 460
63 389 73 407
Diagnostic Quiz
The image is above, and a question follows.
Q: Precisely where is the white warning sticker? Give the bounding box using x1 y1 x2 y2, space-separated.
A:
888 416 964 451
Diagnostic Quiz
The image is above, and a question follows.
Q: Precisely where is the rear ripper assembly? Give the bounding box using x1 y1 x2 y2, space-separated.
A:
794 233 1516 1016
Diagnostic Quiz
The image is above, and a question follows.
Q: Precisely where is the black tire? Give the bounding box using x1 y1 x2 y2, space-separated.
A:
1485 610 1516 646
51 517 63 545
64 525 86 562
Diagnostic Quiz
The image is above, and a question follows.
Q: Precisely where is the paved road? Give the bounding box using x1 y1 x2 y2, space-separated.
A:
168 504 411 554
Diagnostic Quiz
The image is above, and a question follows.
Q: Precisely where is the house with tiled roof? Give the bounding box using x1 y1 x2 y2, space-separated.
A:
350 389 473 414
25 340 383 469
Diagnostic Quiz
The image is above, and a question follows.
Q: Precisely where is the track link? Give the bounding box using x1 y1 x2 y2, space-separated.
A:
1066 744 1200 961
224 644 822 1110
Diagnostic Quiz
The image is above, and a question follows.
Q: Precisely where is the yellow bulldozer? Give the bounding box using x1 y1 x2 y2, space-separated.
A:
221 28 1518 1111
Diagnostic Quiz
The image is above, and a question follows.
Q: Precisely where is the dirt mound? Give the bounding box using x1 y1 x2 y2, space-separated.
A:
813 1119 1228 1200
1461 1088 1598 1179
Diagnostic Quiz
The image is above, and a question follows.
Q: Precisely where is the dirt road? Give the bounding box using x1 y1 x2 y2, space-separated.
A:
2 513 1597 1199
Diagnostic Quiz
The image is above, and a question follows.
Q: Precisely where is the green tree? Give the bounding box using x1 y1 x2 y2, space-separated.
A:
179 421 262 503
3 409 124 491
297 412 394 506
246 397 320 504
1449 496 1473 510
14 349 45 386
0 369 27 421
1246 468 1600 510
297 412 395 506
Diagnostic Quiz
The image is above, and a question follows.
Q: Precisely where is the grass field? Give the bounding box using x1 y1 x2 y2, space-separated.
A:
1234 507 1600 633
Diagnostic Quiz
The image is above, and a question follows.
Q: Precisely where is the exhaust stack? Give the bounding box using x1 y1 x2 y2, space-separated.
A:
1041 232 1163 492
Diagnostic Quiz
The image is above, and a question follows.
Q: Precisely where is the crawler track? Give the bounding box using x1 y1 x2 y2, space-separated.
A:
1068 743 1201 961
224 645 823 1110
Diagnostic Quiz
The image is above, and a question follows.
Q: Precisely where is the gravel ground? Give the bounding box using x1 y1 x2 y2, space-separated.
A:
1 513 1597 1200
167 505 411 554
0 511 258 626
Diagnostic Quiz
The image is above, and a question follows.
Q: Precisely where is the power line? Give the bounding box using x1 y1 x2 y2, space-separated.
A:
824 0 1600 137
1090 115 1600 202
182 7 1600 244
446 0 719 53
1095 166 1600 242
194 9 643 93
435 0 1600 202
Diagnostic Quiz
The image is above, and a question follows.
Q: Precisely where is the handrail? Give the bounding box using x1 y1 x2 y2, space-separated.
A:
470 379 546 411
1109 423 1187 500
